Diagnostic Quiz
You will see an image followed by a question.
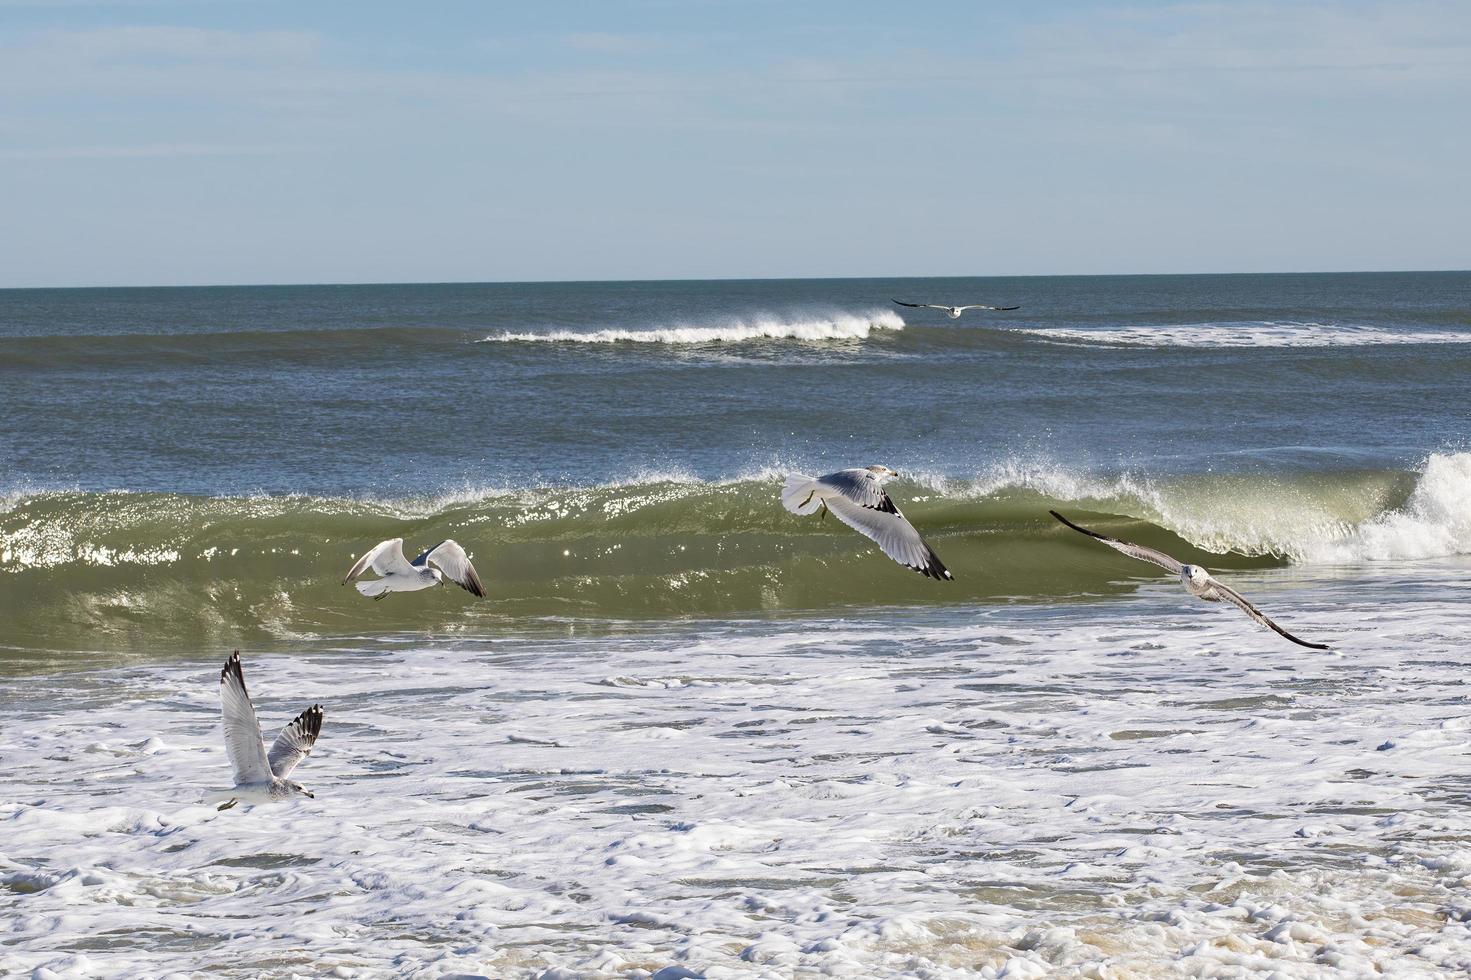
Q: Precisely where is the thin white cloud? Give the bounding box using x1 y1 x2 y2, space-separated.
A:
30 24 319 62
561 32 659 55
0 143 306 160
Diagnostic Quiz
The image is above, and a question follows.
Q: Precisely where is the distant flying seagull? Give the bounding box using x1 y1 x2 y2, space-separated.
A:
892 299 1020 319
343 538 486 600
1049 510 1329 649
216 651 323 811
782 466 952 579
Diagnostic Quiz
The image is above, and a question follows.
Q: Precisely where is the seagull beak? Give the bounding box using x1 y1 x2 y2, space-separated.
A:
304 790 315 798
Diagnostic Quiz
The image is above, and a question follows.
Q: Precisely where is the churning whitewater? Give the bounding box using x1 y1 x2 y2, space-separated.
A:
5 570 1471 977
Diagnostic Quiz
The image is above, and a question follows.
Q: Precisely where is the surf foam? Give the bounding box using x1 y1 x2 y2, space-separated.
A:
3 577 1469 977
1016 321 1471 348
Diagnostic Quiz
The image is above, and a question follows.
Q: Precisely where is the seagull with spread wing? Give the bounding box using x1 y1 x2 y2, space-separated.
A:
216 651 324 811
892 299 1020 319
1049 510 1329 649
343 538 486 600
782 466 952 580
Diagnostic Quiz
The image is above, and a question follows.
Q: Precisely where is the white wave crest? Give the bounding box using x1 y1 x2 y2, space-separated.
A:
481 310 904 345
911 453 1471 564
1300 453 1471 562
1016 321 1471 349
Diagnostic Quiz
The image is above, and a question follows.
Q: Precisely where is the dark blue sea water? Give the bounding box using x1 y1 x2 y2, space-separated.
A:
3 272 1467 495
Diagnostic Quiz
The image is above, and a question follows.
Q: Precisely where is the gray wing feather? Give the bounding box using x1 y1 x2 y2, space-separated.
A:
824 495 951 580
268 704 323 777
1050 510 1183 574
343 538 413 583
220 652 272 785
421 539 486 597
1208 580 1330 649
817 469 892 510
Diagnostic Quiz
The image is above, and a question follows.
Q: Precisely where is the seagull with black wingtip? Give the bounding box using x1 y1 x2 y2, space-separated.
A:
1049 510 1329 649
215 651 324 811
892 299 1020 319
782 466 952 580
343 538 486 600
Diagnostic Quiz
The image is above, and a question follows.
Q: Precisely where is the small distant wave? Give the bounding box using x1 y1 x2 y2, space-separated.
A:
481 310 904 345
0 325 471 369
1015 321 1471 349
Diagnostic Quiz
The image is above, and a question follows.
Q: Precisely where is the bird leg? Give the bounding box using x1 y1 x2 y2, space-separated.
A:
820 503 828 521
217 798 239 812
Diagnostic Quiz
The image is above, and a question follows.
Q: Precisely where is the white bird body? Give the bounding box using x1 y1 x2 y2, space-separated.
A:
1049 511 1329 649
209 782 295 807
358 564 442 597
216 651 323 811
343 538 485 600
782 466 952 580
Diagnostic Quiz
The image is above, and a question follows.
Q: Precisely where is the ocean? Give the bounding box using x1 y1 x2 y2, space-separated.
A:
3 272 1470 977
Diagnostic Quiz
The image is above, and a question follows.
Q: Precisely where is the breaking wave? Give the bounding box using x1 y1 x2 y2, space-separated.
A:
481 310 905 345
3 455 1467 654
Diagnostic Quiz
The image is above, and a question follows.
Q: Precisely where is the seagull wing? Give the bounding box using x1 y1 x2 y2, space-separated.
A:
417 539 486 597
1207 579 1330 649
220 652 272 785
343 538 414 583
956 305 1021 312
268 704 324 778
891 299 954 311
822 492 952 580
1049 510 1184 575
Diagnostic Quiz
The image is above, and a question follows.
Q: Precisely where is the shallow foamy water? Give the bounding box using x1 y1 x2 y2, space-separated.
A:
4 566 1471 978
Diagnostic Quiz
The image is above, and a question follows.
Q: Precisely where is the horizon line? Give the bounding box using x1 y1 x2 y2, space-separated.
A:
2 267 1468 292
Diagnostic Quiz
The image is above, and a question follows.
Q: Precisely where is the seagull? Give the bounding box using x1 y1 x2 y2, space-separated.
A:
343 538 486 600
892 299 1020 319
782 466 952 579
1049 510 1329 649
216 651 323 811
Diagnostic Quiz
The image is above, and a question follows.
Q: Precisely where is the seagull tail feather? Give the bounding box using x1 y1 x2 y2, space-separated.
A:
781 474 824 515
355 579 392 599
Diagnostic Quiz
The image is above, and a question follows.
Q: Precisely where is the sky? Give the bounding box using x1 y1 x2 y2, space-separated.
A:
2 0 1469 287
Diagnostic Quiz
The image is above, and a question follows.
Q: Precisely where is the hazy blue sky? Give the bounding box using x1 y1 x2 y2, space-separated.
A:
3 1 1468 286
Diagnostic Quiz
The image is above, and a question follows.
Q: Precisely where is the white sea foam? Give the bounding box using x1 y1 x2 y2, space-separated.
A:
1016 320 1471 348
482 310 905 345
3 569 1470 977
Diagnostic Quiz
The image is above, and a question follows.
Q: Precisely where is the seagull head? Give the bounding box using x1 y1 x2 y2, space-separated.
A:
1182 565 1210 586
288 780 314 799
865 465 899 481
